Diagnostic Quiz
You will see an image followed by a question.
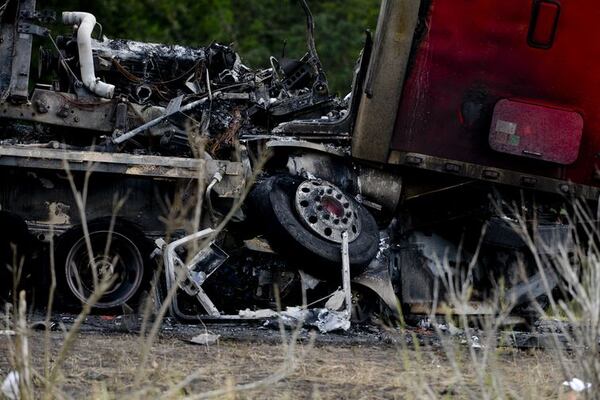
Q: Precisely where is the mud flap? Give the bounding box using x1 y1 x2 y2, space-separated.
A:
352 249 400 316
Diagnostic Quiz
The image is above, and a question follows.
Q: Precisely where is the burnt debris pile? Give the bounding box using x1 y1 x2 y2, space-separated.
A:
1 8 346 159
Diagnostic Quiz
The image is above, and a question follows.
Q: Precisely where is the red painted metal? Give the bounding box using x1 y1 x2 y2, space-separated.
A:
489 99 583 165
391 0 600 187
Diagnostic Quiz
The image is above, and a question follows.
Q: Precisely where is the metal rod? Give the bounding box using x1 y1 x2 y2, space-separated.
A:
341 231 352 315
113 96 212 144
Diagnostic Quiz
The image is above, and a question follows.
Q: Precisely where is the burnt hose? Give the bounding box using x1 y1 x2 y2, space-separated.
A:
62 12 115 98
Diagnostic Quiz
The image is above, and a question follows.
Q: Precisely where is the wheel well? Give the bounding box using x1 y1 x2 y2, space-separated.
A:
0 211 34 270
0 211 32 245
56 217 151 248
0 211 38 301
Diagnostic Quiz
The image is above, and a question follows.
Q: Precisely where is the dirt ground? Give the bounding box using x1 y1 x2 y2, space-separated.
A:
0 316 576 399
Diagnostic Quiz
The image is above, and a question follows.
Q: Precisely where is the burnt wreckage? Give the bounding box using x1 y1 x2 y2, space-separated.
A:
0 0 575 325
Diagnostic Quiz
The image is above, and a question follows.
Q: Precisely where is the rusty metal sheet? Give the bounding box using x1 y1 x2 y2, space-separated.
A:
1 89 116 132
388 150 600 201
0 145 245 196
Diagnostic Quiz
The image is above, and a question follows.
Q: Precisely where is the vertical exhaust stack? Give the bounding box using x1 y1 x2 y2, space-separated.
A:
351 0 421 162
62 11 115 99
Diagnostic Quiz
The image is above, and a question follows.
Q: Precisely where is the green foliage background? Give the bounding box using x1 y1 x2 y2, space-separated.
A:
45 0 381 94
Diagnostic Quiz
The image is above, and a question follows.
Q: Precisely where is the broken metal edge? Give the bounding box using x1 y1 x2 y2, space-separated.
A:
266 139 348 157
0 145 244 181
161 228 351 331
163 228 219 318
388 150 600 201
162 229 271 321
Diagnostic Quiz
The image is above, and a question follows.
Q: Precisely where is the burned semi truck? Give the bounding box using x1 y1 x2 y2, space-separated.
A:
0 0 593 320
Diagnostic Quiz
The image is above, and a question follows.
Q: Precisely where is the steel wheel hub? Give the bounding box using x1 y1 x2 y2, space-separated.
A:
92 256 115 281
65 231 144 308
294 179 361 243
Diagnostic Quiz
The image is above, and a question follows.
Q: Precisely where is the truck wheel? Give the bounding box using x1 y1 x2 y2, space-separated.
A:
56 222 149 309
249 175 379 277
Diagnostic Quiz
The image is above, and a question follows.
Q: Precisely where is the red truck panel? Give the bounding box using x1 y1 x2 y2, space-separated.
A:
391 0 600 187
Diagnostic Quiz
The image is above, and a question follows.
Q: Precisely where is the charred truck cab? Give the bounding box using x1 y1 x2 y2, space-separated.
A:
0 0 591 322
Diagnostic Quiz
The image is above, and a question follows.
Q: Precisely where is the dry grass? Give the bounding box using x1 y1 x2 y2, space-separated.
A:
0 330 571 399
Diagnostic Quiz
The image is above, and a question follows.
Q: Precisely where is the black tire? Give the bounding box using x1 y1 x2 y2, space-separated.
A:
248 175 380 277
55 220 152 310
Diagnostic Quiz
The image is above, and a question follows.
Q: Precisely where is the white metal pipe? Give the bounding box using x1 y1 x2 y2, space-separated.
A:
62 11 115 98
341 231 352 317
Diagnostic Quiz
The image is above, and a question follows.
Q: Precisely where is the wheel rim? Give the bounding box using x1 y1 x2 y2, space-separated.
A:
65 231 144 308
294 179 361 243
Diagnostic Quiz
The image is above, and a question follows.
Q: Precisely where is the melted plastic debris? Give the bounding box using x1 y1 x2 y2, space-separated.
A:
240 306 350 333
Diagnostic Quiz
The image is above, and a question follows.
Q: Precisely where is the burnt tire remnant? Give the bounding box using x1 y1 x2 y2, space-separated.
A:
249 175 379 278
55 220 152 310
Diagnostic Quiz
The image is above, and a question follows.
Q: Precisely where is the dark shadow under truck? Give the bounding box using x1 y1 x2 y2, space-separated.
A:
0 0 592 324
